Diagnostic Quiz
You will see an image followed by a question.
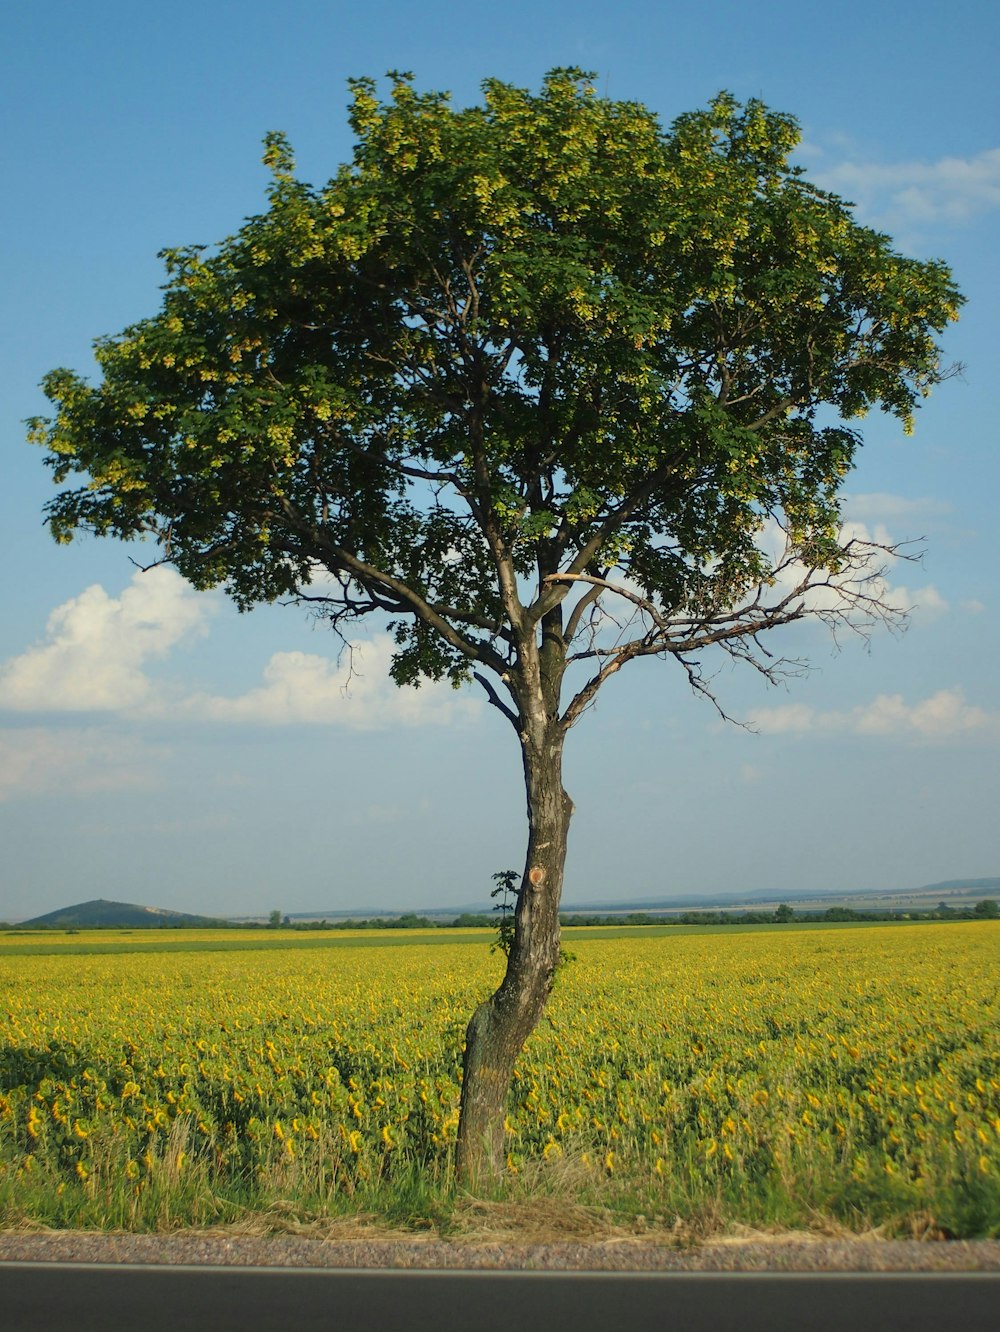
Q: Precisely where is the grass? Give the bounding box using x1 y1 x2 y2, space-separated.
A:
4 1126 993 1244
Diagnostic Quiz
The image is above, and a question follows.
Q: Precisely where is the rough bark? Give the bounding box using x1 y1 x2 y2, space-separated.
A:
455 721 572 1186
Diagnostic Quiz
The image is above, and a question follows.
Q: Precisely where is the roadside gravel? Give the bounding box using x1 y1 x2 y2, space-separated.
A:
2 1230 999 1272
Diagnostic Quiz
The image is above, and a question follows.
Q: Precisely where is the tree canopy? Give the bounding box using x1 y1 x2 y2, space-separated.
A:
33 70 960 717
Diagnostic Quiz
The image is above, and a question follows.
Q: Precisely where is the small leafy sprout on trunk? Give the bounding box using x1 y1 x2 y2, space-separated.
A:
490 870 519 959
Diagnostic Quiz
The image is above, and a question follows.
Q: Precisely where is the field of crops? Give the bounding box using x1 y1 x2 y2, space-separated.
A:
1 922 998 1236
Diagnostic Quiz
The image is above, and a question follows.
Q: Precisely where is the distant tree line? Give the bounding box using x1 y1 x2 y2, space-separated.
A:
553 900 1000 926
277 900 1000 929
6 900 997 934
281 913 442 931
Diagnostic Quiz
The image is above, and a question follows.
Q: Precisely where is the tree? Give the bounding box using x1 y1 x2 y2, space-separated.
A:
974 899 999 919
29 70 961 1184
774 904 795 923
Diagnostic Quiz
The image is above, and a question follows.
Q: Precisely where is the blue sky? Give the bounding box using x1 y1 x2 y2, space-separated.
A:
2 0 998 919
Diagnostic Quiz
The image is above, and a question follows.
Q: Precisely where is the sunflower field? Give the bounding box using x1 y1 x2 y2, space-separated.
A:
1 921 997 1235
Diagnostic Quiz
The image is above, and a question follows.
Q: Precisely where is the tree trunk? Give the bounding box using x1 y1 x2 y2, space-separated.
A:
455 722 572 1187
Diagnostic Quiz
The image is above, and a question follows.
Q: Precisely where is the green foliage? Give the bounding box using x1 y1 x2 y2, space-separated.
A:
490 869 519 958
29 69 962 696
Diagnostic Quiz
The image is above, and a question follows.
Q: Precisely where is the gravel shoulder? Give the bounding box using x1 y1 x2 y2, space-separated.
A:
2 1229 999 1272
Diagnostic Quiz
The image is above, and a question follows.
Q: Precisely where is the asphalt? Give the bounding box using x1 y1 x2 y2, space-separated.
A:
3 1234 999 1332
2 1262 999 1332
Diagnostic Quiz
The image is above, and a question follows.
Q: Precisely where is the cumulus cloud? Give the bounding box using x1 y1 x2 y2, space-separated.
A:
814 147 1000 233
0 568 211 714
752 688 999 743
0 727 166 802
0 571 479 731
185 636 480 730
754 516 947 622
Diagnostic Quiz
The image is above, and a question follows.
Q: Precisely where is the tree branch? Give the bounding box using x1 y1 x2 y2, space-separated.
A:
562 577 607 646
473 671 520 729
272 494 510 676
543 572 670 631
526 448 685 626
559 534 916 728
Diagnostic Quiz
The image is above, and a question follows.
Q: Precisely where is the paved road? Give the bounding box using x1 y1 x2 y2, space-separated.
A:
3 1263 999 1332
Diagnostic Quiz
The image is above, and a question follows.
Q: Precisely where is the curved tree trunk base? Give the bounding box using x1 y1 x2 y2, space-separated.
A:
455 998 518 1186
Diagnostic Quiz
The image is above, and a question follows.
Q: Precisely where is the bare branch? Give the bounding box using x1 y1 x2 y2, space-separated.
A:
559 532 917 729
544 572 671 631
563 578 607 646
292 579 511 641
473 671 520 729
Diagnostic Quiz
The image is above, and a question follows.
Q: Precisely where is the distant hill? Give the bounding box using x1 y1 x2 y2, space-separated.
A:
18 898 222 929
918 877 1000 895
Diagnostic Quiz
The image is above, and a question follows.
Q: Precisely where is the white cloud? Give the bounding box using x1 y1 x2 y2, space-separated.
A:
0 568 212 714
814 147 1000 232
750 702 816 735
842 493 952 523
754 517 947 622
185 636 480 730
0 727 165 802
0 572 479 731
904 584 949 617
752 688 999 743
